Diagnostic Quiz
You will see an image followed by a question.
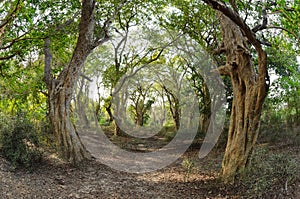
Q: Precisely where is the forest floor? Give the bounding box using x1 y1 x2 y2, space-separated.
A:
0 128 299 199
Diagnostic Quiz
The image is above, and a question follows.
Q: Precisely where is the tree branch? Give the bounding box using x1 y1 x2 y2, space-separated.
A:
92 0 128 49
211 64 232 76
252 2 268 33
43 38 53 87
0 0 21 30
203 0 268 94
79 72 92 82
202 0 262 49
0 52 19 60
266 26 299 39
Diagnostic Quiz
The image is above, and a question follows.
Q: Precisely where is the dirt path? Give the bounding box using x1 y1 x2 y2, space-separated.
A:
0 129 232 198
77 129 192 173
0 151 231 199
0 129 299 198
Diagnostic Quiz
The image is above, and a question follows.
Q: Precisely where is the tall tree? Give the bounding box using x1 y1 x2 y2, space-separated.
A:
43 0 124 163
202 0 299 182
168 0 299 182
128 83 154 126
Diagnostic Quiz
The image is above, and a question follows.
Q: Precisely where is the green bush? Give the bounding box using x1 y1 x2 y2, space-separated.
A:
0 113 42 169
157 125 176 142
237 147 300 198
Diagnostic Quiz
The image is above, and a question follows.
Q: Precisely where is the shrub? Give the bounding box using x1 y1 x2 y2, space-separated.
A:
237 147 300 198
0 113 42 169
157 125 176 142
181 157 196 182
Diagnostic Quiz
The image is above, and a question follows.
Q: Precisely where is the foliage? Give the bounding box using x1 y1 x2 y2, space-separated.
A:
260 40 300 144
157 125 176 142
0 58 47 116
0 112 43 169
165 0 220 53
237 147 300 198
0 0 80 62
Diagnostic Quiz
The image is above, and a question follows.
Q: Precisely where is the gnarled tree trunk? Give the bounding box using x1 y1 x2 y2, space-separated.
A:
217 13 268 182
47 84 91 163
43 0 111 163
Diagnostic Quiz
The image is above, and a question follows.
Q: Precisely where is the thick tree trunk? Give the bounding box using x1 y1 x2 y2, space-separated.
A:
43 0 111 163
48 85 91 163
218 13 268 183
136 110 143 126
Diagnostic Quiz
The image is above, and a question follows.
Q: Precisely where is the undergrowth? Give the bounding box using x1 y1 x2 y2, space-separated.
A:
237 147 300 198
0 113 43 170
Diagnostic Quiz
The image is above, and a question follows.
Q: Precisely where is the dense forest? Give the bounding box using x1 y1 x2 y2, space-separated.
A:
0 0 299 198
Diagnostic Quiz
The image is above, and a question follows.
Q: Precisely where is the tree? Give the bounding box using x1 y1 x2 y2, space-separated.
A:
158 60 187 131
168 0 299 182
43 0 124 163
215 10 268 182
128 83 154 126
202 0 300 182
86 19 171 135
163 0 221 137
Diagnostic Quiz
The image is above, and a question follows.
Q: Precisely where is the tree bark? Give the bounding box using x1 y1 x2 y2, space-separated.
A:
47 85 91 163
218 13 268 182
199 82 211 135
43 0 110 163
164 86 180 130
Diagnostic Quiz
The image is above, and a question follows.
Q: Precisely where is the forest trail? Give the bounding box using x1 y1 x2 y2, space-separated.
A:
0 153 226 199
77 128 188 173
1 129 231 199
0 129 298 198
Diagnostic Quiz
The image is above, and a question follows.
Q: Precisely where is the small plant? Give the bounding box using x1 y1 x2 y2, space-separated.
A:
0 113 42 169
182 157 196 182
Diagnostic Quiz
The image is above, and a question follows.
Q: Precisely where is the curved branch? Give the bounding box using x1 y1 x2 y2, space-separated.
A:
266 26 299 40
252 2 268 33
202 0 262 49
0 0 21 30
203 0 268 93
0 52 19 60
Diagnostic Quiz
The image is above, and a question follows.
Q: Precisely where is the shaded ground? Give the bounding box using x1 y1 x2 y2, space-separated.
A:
0 128 299 198
0 151 232 199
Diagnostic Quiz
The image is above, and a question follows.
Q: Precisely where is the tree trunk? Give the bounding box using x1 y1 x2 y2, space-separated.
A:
163 86 181 130
199 82 211 135
173 99 180 130
105 100 114 122
43 0 110 163
48 85 91 163
76 77 90 128
136 109 143 126
218 13 268 183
